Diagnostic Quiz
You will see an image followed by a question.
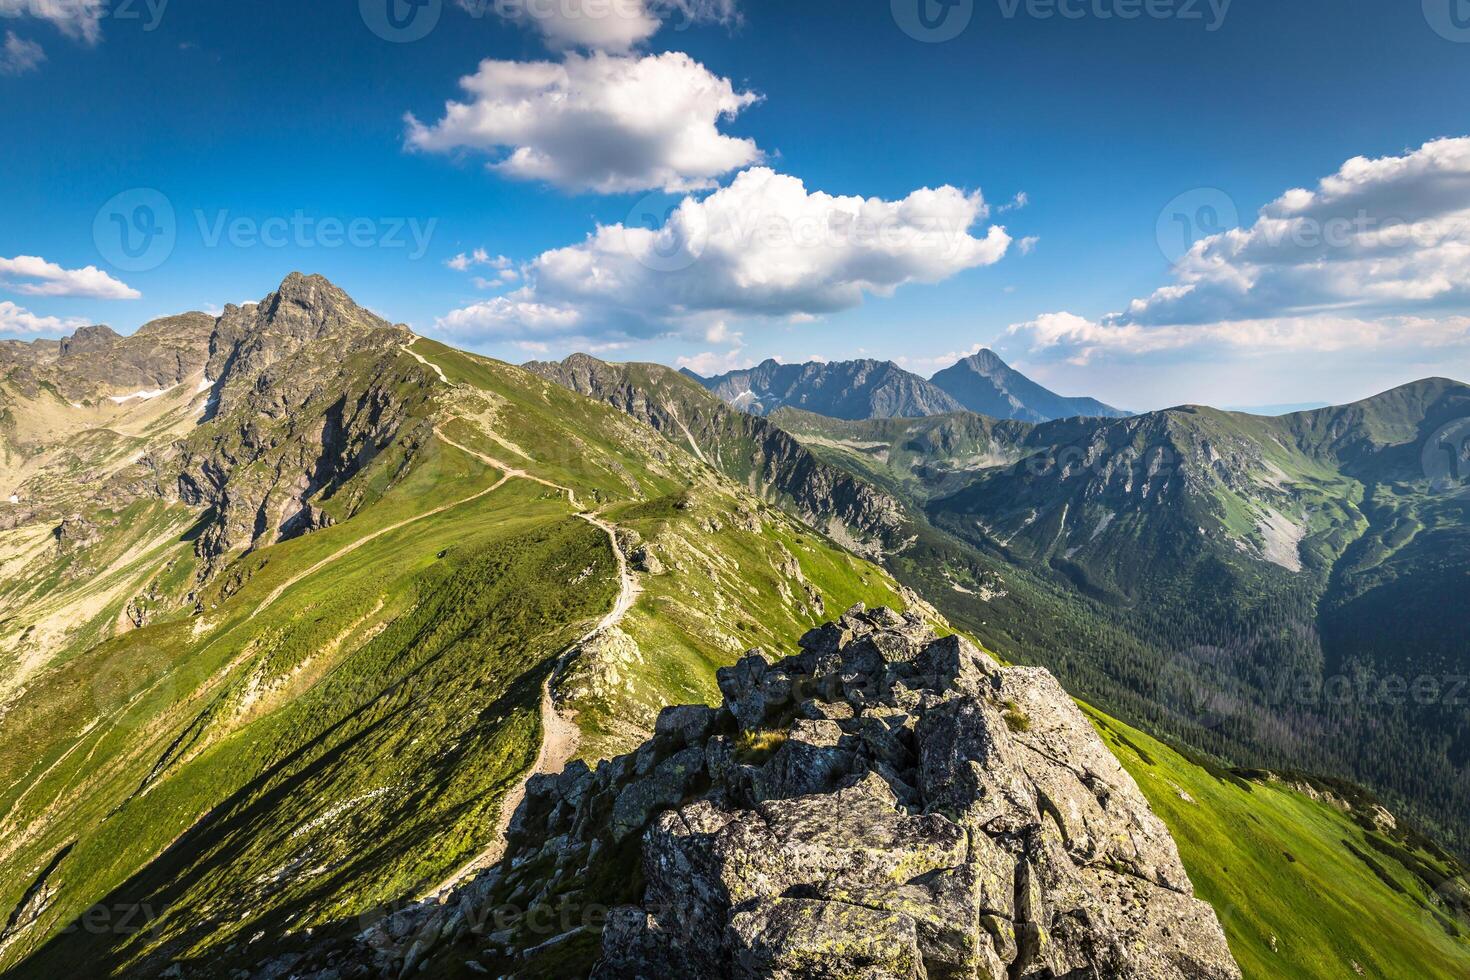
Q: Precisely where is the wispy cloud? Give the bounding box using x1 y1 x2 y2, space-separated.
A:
0 0 106 45
0 29 44 74
0 299 88 335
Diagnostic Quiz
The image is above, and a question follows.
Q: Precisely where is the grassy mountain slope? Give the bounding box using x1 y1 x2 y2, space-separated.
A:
0 292 916 977
528 359 1470 977
776 382 1470 853
1089 706 1470 980
6 305 1465 978
768 406 1033 503
524 354 911 556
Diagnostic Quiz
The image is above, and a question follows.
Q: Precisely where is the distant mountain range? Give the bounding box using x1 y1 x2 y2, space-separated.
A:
687 348 1127 423
539 347 1470 856
770 378 1470 856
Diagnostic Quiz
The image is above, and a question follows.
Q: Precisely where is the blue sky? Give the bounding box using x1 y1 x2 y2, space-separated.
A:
2 0 1469 410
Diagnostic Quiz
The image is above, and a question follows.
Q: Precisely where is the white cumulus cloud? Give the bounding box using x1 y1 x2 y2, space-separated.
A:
436 294 584 339
1005 138 1470 366
0 255 140 299
1117 137 1470 327
437 167 1010 343
0 300 88 335
406 51 762 194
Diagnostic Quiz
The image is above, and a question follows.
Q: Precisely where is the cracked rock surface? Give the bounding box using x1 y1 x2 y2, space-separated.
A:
269 605 1239 980
585 605 1239 979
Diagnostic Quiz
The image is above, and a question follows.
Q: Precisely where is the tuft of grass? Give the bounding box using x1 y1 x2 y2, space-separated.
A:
733 729 789 765
1002 700 1031 733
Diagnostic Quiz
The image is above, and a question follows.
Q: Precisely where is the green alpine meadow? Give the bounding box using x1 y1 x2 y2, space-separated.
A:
0 275 1465 978
5 4 1470 975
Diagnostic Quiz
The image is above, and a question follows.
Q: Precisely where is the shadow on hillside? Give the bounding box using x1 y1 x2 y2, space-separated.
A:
2 650 552 980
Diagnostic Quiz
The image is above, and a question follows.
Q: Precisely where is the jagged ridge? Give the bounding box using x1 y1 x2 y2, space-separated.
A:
295 606 1239 979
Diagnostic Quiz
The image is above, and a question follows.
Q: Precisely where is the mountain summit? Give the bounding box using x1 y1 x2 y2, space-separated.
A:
929 349 1129 422
691 357 965 419
691 351 1125 423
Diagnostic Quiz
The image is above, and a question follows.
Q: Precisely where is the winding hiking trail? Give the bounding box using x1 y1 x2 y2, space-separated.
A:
252 338 640 896
251 467 513 618
424 431 641 896
402 334 448 384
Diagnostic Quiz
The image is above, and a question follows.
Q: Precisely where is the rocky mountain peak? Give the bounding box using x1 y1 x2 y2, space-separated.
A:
205 273 403 383
264 271 367 321
57 324 120 358
959 348 1007 373
305 606 1239 979
930 350 1127 423
694 357 967 420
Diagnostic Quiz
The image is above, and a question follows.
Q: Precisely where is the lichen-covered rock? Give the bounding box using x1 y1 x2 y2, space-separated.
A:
268 607 1240 980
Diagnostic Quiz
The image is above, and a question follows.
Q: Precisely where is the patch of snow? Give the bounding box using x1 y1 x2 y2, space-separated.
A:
195 377 214 393
6 495 17 505
108 384 177 404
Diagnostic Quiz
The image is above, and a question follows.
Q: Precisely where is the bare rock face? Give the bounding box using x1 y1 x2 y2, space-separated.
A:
0 313 215 403
161 274 428 572
277 608 1238 980
584 607 1239 980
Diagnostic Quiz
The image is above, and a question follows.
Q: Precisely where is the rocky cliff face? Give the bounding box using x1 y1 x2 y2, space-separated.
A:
0 313 214 402
278 606 1238 979
159 274 432 571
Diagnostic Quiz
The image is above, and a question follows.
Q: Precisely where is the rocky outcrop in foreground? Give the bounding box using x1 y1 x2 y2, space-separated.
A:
276 607 1239 979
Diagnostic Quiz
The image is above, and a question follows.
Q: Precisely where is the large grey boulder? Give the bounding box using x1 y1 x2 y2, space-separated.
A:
268 607 1240 980
584 607 1240 979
